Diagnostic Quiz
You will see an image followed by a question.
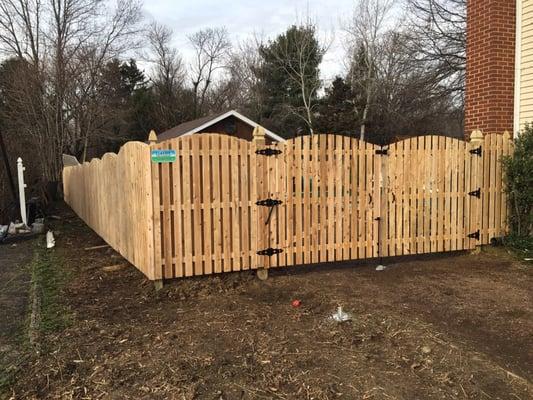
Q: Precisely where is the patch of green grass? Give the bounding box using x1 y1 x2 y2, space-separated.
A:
30 244 70 335
0 240 70 398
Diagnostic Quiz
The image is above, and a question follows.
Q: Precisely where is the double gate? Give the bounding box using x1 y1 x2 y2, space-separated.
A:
258 135 480 270
147 132 511 280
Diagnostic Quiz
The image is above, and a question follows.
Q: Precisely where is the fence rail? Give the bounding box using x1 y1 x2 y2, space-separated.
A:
63 131 513 281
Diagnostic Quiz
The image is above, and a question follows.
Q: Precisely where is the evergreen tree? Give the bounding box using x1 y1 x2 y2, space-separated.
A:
315 76 359 135
256 25 323 136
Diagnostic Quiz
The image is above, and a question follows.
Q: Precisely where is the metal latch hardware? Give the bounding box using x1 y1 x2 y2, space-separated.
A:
256 148 282 156
469 147 482 156
256 199 282 207
467 230 480 240
375 148 388 155
256 198 282 225
468 188 481 198
257 248 283 257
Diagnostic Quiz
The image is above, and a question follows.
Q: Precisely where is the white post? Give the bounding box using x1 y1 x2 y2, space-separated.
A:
17 157 27 226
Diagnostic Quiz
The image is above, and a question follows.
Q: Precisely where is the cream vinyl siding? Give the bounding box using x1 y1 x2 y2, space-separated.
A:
519 0 533 130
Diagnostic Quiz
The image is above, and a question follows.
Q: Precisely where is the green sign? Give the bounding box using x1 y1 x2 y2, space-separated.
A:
151 149 176 163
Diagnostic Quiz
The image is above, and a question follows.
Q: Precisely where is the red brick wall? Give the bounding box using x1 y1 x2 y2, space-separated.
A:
465 0 516 137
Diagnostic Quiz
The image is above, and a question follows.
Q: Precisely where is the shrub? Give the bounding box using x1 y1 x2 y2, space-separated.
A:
502 125 533 255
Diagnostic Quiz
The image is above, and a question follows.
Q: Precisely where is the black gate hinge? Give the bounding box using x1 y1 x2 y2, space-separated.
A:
375 148 388 155
256 199 282 207
468 230 480 240
256 148 282 156
470 146 482 157
468 188 481 198
257 248 283 256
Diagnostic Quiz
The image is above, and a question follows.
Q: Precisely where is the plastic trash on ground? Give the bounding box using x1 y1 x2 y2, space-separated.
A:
46 231 55 249
375 265 387 271
330 306 351 322
0 225 7 241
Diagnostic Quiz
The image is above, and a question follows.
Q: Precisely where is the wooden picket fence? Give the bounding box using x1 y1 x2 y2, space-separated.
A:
63 131 513 281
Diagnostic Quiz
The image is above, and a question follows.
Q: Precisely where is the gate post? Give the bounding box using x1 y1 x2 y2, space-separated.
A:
148 130 163 289
376 146 389 266
252 126 270 280
468 130 484 251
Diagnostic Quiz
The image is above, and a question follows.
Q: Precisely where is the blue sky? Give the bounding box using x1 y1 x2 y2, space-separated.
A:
142 0 357 81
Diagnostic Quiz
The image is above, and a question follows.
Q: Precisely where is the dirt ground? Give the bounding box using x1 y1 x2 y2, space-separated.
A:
3 203 533 399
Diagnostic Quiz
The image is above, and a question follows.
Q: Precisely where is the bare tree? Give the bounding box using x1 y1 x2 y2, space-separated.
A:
148 23 185 91
345 0 397 141
0 0 143 179
211 38 264 117
405 0 466 97
188 27 231 118
147 22 188 129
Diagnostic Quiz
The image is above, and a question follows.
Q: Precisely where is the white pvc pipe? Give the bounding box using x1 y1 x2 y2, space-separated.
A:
17 157 27 226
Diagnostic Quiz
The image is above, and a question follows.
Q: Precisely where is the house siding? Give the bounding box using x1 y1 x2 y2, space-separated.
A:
519 0 533 131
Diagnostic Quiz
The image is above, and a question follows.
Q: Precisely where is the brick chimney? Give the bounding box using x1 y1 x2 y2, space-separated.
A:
465 0 516 137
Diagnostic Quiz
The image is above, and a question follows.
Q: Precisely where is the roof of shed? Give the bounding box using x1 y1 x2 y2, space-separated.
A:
157 110 285 142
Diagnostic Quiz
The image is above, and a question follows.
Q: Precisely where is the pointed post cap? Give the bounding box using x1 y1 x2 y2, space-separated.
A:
470 129 483 143
252 125 266 145
148 130 157 144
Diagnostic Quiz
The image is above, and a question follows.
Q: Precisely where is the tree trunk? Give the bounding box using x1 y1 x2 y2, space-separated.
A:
360 104 369 142
0 129 18 202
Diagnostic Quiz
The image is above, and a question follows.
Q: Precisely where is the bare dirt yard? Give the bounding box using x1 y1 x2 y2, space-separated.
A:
2 203 532 399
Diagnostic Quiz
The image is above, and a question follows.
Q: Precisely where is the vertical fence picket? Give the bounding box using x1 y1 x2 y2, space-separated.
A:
501 132 512 233
240 139 251 269
202 136 213 274
342 136 351 260
231 137 241 271
220 136 232 272
319 135 328 263
311 134 320 263
302 136 311 264
457 140 466 250
173 139 183 277
450 138 458 252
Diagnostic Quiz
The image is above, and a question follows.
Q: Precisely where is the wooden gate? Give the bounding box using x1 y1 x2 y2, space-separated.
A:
379 136 481 257
263 134 485 269
266 135 381 268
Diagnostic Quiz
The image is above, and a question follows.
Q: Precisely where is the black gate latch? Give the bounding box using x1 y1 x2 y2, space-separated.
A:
468 230 480 240
256 148 282 156
469 146 482 156
256 199 282 225
256 199 282 207
468 188 481 198
375 148 388 155
257 248 283 256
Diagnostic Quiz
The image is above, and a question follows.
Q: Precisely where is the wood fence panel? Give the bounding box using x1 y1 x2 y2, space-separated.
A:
150 135 259 278
63 142 155 279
